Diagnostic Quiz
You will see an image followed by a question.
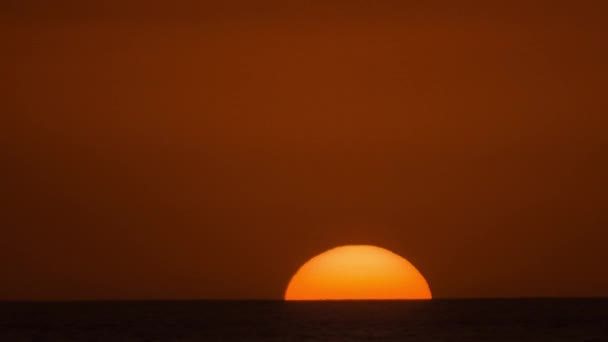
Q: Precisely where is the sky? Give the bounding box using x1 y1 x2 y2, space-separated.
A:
1 1 607 300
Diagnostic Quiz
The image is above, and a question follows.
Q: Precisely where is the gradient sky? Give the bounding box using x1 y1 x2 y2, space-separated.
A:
2 1 607 300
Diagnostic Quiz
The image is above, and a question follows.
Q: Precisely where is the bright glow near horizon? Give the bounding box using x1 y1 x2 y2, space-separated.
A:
285 245 432 300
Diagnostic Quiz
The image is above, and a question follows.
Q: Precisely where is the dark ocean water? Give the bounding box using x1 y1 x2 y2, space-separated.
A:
1 299 606 341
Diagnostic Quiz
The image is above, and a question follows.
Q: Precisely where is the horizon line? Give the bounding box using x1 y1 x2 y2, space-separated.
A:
1 296 607 303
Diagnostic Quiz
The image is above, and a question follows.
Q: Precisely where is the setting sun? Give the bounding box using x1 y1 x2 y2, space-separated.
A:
285 245 432 300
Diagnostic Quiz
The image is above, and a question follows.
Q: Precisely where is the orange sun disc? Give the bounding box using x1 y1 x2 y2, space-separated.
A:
285 245 432 300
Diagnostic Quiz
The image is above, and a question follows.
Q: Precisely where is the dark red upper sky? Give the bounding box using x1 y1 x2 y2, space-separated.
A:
2 1 607 300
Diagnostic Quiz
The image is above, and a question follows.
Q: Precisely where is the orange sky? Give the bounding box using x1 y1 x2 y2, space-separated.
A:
1 1 607 300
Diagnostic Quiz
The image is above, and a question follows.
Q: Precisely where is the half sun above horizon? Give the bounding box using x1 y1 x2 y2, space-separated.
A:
285 245 432 300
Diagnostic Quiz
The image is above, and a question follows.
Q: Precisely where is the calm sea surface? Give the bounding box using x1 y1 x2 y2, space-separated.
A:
1 299 606 341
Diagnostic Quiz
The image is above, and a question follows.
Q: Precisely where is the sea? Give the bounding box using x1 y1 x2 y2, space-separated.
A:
1 299 606 341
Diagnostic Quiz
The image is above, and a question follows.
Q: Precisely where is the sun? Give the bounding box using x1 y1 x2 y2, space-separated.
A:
285 245 432 300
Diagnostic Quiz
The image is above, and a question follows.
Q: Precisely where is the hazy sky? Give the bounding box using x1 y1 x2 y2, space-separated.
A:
2 1 607 300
